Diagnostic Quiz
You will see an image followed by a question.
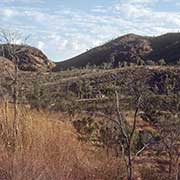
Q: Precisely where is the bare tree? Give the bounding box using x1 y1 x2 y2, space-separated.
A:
83 91 154 180
115 90 142 180
0 28 30 138
0 28 30 179
157 115 180 179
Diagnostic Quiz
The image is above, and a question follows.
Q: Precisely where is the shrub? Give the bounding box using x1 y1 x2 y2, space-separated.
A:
146 60 155 66
157 59 166 66
140 167 171 180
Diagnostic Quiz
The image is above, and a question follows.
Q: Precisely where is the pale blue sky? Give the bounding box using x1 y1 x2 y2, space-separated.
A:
0 0 180 61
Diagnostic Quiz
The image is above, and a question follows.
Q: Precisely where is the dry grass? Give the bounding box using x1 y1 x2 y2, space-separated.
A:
0 103 126 180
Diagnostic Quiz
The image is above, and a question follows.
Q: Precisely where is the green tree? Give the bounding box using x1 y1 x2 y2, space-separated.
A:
158 59 166 66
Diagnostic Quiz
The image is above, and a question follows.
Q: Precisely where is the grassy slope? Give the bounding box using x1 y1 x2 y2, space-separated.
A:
0 104 125 180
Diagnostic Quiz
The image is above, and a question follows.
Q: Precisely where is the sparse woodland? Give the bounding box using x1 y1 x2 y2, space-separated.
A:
1 30 180 180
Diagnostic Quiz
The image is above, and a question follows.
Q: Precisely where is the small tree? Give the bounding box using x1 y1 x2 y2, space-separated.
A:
85 63 91 69
158 59 166 66
146 60 155 66
0 30 16 137
29 73 44 111
137 58 145 66
102 62 111 70
114 91 142 180
0 28 30 137
176 59 180 66
122 61 127 68
0 29 31 178
87 91 154 180
157 114 180 179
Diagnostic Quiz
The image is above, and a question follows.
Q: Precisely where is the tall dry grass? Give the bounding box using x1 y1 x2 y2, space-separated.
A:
0 103 126 180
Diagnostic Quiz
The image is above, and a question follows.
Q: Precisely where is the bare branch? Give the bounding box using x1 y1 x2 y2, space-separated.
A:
130 95 142 140
133 138 155 161
115 90 130 144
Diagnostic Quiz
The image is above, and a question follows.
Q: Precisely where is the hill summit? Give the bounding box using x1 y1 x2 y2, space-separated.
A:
53 33 180 71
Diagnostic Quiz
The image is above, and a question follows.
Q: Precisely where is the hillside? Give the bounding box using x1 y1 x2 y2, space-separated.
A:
0 44 55 71
1 33 180 72
1 61 180 179
53 33 180 71
0 65 178 112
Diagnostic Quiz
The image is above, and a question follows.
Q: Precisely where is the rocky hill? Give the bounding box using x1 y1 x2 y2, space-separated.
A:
0 56 15 70
53 33 180 71
0 44 55 72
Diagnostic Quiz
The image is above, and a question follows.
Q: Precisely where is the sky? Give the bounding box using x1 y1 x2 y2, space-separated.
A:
0 0 180 61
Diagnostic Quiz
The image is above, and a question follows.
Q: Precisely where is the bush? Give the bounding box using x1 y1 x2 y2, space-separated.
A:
146 60 155 66
157 59 166 66
140 167 172 180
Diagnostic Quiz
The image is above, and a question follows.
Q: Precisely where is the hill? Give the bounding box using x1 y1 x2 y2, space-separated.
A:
0 44 55 71
1 33 180 180
53 33 180 71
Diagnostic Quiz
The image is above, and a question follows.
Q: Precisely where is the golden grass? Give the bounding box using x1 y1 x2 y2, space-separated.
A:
0 104 125 180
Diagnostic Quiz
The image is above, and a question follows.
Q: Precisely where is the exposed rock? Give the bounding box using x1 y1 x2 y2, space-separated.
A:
0 44 55 72
0 56 15 74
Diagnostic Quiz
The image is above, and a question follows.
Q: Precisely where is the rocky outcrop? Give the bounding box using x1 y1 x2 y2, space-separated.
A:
0 44 55 72
0 56 15 73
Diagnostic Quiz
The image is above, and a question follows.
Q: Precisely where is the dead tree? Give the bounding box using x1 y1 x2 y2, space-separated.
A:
0 28 30 138
157 115 180 179
83 91 154 180
115 90 142 180
0 28 30 179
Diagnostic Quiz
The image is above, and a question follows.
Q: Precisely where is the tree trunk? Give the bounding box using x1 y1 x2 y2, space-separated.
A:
168 153 172 178
175 155 179 180
127 144 132 180
13 63 18 138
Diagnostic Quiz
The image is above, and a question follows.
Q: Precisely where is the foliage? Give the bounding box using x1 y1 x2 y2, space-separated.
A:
158 59 166 66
